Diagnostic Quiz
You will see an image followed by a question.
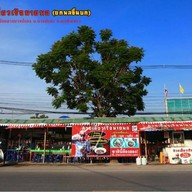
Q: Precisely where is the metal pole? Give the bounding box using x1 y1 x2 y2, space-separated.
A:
164 97 168 117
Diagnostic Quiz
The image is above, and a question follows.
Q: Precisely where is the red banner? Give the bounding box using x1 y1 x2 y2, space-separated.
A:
138 121 192 131
71 123 140 158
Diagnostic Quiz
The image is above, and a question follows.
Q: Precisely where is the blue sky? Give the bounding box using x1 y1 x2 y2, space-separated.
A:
0 0 192 118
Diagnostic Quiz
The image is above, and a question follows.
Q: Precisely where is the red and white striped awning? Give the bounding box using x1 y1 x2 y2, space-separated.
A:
138 121 192 131
3 121 192 130
5 123 70 129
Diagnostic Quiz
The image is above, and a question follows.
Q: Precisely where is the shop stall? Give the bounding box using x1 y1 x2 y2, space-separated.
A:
138 121 192 164
163 131 192 164
5 123 72 163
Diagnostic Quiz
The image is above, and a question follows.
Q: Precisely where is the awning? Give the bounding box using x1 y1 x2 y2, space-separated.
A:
0 124 10 127
138 121 192 131
4 121 192 130
5 123 70 129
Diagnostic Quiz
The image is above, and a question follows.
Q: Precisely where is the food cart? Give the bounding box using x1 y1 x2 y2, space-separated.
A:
163 131 192 164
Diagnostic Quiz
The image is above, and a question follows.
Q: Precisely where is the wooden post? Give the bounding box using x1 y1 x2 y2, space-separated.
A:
144 131 148 159
43 128 47 163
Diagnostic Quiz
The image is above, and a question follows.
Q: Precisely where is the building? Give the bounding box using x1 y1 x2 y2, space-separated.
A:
1 116 192 164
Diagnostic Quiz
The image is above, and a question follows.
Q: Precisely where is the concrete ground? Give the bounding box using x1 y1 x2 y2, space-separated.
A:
0 159 183 168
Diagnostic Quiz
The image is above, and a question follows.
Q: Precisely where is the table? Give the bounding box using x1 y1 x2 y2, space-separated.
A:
30 149 71 162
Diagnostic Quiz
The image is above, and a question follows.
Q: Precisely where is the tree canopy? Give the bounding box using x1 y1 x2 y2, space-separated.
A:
33 25 151 117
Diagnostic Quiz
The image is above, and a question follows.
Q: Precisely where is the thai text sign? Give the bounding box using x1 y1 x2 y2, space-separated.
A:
71 123 140 158
166 147 192 164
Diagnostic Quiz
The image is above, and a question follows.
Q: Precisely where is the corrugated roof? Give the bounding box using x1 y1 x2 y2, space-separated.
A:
1 116 192 125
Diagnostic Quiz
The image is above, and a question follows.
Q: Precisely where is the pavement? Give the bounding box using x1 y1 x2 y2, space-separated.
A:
0 159 183 167
2 160 192 174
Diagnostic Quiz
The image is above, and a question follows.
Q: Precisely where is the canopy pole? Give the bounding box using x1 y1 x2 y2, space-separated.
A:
43 128 47 163
144 131 148 159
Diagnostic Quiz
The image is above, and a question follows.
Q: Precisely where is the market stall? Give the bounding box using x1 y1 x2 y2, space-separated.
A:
3 120 192 164
5 123 72 163
163 132 192 164
138 121 192 164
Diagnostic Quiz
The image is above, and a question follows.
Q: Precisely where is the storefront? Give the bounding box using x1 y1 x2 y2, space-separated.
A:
138 121 192 164
4 123 72 163
1 119 192 164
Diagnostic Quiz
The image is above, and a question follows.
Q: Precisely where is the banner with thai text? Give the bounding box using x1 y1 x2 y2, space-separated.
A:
71 123 140 158
165 147 192 164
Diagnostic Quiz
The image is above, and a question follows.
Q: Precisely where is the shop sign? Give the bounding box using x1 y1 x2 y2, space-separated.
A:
166 147 192 164
71 123 140 158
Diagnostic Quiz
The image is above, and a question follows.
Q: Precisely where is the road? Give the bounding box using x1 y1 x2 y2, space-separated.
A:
0 163 191 191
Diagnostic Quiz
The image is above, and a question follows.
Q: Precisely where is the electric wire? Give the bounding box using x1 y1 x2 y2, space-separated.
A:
1 59 192 117
1 60 192 69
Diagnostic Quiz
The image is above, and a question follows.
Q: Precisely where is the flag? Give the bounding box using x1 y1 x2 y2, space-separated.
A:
164 87 168 97
179 84 184 94
164 84 168 97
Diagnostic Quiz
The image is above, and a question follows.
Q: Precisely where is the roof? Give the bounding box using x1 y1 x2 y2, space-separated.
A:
1 116 192 125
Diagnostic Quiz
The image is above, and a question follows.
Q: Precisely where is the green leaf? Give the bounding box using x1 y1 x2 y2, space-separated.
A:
33 25 151 117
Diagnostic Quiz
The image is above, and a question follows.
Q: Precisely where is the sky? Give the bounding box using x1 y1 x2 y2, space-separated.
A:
0 0 192 119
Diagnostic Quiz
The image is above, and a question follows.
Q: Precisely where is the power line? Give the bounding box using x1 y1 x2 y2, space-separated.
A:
1 106 192 116
1 59 192 117
0 60 33 66
0 106 89 115
1 60 192 69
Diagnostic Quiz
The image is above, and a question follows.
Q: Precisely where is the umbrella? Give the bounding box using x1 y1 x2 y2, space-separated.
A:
59 115 70 119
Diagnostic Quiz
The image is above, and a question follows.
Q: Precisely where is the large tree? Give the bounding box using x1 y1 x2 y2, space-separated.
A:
33 25 151 117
